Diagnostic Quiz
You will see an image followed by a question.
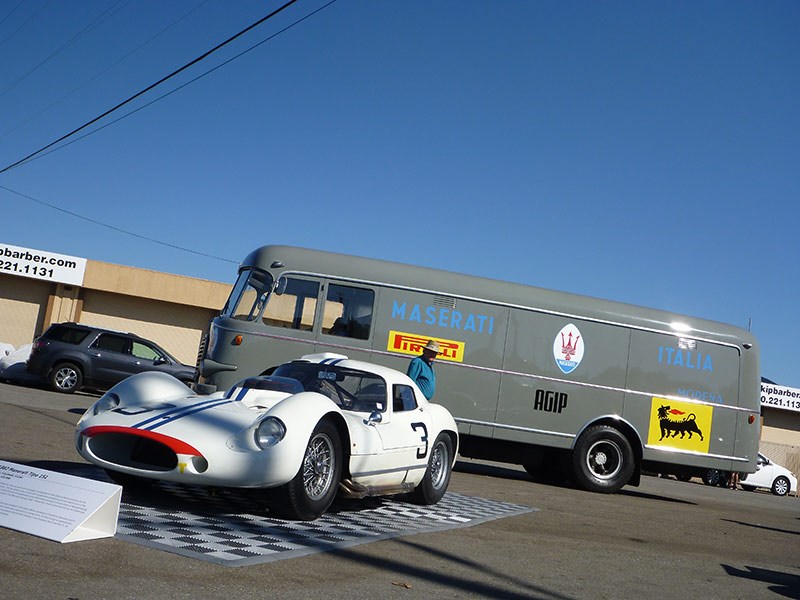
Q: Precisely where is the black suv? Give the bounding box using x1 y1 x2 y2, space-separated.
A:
26 322 196 393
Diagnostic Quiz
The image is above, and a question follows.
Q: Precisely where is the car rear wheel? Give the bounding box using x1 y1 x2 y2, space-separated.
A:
50 362 83 393
279 420 342 520
412 433 453 505
772 476 790 496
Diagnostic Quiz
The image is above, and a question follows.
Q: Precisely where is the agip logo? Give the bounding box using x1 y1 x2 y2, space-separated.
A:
647 397 712 454
553 324 584 374
387 331 464 363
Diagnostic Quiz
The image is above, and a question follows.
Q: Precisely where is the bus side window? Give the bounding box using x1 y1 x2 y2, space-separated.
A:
263 278 319 331
322 284 374 340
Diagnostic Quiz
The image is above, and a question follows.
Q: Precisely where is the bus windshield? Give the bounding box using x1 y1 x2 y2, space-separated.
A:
221 268 274 321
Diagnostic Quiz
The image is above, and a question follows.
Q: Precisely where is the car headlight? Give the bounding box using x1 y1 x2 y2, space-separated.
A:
92 393 120 416
255 417 286 449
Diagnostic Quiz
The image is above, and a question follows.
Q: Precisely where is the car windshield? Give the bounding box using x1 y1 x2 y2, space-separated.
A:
232 376 305 396
273 362 387 413
221 268 275 321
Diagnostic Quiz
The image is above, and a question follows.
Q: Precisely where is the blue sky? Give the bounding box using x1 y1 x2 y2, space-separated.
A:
1 1 798 386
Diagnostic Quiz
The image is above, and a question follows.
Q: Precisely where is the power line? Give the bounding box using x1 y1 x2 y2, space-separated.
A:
0 0 213 141
0 0 337 266
0 0 26 31
0 184 238 264
0 0 131 100
25 0 339 161
0 0 55 52
0 0 299 175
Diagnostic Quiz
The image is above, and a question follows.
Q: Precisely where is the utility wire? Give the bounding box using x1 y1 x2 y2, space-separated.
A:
26 0 339 161
0 0 212 141
0 0 55 52
0 0 131 99
0 0 299 175
0 184 238 263
0 0 336 266
0 0 26 31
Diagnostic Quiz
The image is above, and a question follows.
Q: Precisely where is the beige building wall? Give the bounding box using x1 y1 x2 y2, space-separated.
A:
80 290 212 365
0 273 51 347
0 258 231 367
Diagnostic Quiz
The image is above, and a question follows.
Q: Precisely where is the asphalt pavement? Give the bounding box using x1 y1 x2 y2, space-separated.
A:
1 380 798 600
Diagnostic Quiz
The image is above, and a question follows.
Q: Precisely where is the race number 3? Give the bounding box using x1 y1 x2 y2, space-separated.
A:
411 422 429 459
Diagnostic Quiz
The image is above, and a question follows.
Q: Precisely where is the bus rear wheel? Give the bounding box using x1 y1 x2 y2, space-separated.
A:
572 425 634 493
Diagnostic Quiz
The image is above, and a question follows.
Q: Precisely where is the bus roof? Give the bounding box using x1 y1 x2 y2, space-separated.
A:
242 245 757 350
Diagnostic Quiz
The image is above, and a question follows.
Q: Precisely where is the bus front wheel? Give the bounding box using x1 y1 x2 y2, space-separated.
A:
572 425 634 493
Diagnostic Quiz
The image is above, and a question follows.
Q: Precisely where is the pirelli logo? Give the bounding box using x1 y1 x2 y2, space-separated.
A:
387 330 465 363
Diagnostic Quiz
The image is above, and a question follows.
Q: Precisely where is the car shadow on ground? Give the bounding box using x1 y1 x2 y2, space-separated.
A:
20 459 414 518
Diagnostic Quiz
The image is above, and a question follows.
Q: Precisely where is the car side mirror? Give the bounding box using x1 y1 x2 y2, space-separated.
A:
154 357 168 366
365 410 382 426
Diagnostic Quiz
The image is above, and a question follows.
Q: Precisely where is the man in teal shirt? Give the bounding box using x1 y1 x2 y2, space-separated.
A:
406 340 441 400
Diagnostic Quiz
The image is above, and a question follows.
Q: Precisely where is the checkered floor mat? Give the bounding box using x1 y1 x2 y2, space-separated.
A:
115 484 535 566
49 464 534 567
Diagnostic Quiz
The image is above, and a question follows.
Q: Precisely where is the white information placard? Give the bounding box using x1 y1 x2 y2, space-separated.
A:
0 461 121 543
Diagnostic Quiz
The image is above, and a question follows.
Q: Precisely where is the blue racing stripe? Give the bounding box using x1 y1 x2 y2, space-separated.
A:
132 398 233 428
132 396 235 429
142 397 236 432
320 358 346 365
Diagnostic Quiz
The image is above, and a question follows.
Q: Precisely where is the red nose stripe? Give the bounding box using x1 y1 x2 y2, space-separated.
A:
82 425 204 457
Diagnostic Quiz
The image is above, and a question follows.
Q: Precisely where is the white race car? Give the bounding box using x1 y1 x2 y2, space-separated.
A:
75 353 459 519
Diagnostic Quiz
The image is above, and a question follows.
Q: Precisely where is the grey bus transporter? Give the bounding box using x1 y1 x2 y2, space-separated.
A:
198 245 761 493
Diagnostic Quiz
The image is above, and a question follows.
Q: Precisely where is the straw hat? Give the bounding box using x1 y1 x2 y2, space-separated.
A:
423 340 441 354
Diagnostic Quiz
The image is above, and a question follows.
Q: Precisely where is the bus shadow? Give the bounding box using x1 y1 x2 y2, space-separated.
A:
454 459 697 504
722 564 800 599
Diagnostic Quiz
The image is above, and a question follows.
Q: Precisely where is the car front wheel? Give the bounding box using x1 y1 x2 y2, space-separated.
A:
280 420 342 520
772 476 790 496
412 433 454 505
50 362 83 393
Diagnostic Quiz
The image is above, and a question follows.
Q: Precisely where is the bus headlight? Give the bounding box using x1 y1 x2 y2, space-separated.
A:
255 417 286 449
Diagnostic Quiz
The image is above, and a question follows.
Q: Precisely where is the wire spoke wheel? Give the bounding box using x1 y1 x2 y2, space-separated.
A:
279 420 343 520
428 438 449 490
302 432 335 501
412 433 453 505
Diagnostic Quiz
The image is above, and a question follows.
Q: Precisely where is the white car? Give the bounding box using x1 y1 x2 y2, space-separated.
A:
738 452 797 496
76 353 459 519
